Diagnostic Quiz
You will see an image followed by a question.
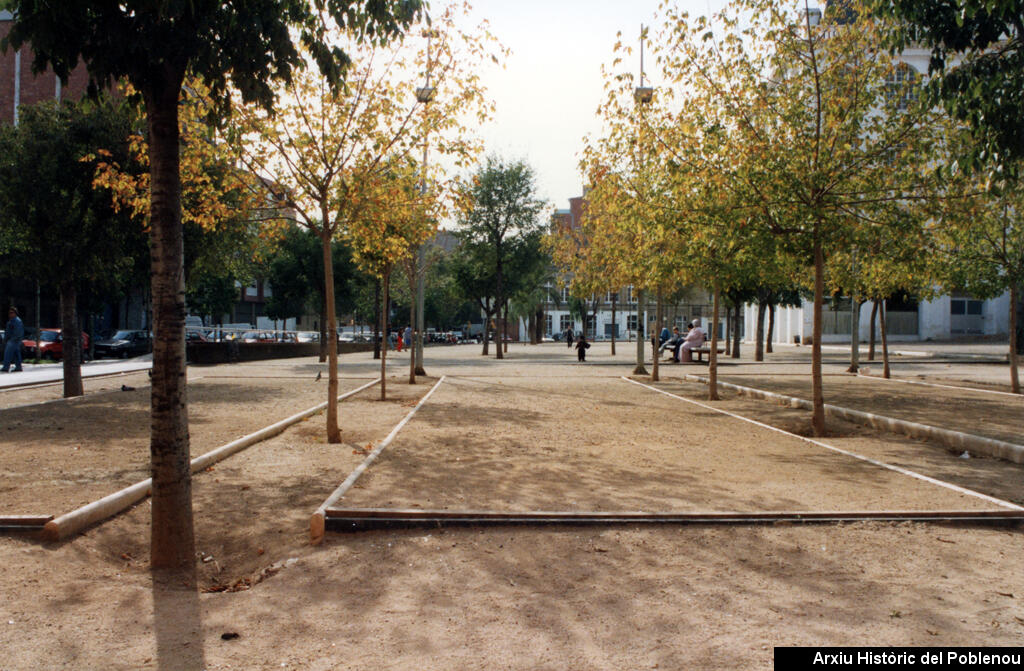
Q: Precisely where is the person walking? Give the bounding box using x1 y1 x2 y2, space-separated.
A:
404 325 413 354
575 333 590 362
2 307 24 372
565 326 574 348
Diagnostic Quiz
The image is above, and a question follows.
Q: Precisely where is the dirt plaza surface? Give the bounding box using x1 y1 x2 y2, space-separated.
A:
1 341 1023 670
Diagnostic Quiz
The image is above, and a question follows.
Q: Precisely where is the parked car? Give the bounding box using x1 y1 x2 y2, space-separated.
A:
94 330 152 359
240 330 275 343
296 332 320 343
21 328 91 361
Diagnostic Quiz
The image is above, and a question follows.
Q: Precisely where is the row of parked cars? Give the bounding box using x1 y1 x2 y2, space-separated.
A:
15 328 153 361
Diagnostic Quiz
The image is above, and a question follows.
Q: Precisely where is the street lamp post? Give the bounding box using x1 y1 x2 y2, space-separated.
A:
633 25 653 377
414 30 437 377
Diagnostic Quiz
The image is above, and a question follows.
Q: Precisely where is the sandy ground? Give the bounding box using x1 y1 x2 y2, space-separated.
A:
1 342 1023 670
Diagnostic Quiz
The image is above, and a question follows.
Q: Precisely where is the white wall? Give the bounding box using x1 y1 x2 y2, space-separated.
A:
744 289 1011 344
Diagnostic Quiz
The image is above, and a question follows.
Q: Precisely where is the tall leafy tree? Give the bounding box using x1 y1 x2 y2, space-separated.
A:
456 156 545 359
0 98 138 398
449 234 499 355
3 0 424 572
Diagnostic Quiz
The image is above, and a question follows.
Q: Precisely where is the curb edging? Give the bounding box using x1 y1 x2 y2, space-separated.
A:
683 374 1024 465
38 378 380 541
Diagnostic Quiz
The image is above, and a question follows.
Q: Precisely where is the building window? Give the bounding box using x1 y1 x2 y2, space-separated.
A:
559 314 574 333
627 286 636 303
561 286 570 302
627 314 637 331
886 62 920 112
585 315 596 337
545 313 552 335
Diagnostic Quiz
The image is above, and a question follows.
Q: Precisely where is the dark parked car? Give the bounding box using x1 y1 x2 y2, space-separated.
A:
22 328 90 360
94 330 152 359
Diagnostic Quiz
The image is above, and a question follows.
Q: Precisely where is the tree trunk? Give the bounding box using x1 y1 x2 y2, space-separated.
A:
320 229 341 443
652 289 662 382
709 285 721 401
633 288 647 375
503 300 509 354
380 267 390 401
1016 285 1024 356
495 245 504 360
88 312 95 361
847 299 861 374
408 274 416 385
610 294 617 356
59 281 83 398
755 300 766 362
731 304 741 359
724 308 732 356
1010 284 1021 394
766 302 775 354
415 248 426 377
811 231 826 437
880 298 891 379
318 293 328 363
144 77 195 573
481 299 491 356
372 279 381 360
868 300 878 361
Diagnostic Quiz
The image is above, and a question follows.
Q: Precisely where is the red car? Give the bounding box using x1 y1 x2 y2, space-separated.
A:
22 328 90 361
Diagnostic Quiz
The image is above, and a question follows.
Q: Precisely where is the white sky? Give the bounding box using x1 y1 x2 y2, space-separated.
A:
462 0 727 209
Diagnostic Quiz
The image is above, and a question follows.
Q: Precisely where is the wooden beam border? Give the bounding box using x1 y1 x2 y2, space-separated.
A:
323 507 1024 532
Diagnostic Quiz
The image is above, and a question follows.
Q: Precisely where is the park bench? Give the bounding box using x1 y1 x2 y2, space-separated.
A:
681 345 724 363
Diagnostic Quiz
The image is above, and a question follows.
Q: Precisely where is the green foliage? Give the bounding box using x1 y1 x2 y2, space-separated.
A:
875 0 1024 171
2 0 427 567
185 273 238 324
263 226 356 322
0 98 142 294
2 0 424 119
456 156 546 338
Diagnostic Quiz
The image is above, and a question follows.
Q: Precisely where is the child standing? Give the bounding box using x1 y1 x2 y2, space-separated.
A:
575 333 590 362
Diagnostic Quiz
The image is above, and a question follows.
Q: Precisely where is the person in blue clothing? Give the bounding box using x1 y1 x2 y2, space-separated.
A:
2 307 24 372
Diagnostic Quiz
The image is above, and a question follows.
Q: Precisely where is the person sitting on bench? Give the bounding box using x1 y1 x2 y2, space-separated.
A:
679 320 706 362
660 326 683 360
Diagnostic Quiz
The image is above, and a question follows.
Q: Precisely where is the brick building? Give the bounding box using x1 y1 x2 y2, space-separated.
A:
0 11 91 124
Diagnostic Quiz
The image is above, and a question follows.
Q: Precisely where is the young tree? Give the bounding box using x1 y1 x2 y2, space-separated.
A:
3 0 424 572
456 156 546 359
934 162 1024 393
348 164 435 399
235 7 500 435
660 0 939 434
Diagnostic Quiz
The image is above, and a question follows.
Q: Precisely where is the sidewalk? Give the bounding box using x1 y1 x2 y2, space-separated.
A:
0 355 152 389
